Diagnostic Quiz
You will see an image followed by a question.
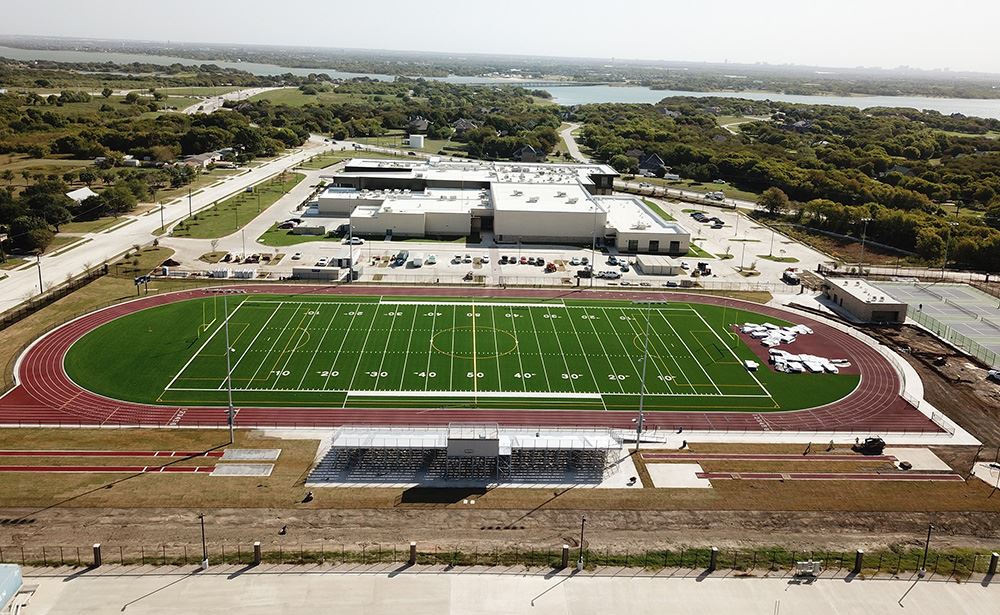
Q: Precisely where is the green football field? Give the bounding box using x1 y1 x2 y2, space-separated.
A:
64 295 858 412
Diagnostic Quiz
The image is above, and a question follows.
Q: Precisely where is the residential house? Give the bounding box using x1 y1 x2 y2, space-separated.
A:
408 116 430 133
512 145 544 163
66 187 98 203
452 119 478 138
638 153 666 175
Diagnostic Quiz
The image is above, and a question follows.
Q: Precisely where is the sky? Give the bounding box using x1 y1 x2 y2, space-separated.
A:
4 0 1000 74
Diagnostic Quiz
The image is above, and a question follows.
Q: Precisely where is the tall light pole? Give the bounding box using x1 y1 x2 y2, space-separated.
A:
577 515 587 571
941 221 958 280
634 302 652 451
590 204 598 287
199 513 209 570
858 217 871 274
919 523 934 578
223 294 235 445
187 188 193 221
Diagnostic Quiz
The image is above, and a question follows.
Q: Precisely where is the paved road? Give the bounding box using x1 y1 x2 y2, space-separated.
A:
182 87 286 114
19 566 1000 614
559 122 590 163
0 136 334 313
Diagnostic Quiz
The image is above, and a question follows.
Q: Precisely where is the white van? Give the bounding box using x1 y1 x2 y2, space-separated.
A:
410 253 424 268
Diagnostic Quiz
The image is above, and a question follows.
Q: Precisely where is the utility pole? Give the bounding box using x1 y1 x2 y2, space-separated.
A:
35 253 43 294
188 188 193 220
223 294 235 445
858 217 871 274
241 229 246 258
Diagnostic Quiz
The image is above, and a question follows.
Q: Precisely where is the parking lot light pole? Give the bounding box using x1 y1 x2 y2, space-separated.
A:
35 253 43 294
199 513 209 570
857 217 871 273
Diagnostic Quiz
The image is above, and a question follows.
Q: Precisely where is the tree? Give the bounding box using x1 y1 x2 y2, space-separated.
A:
758 187 790 216
915 227 946 262
101 88 113 98
124 92 142 105
609 154 638 174
41 202 72 232
78 170 98 186
0 170 13 186
10 216 54 253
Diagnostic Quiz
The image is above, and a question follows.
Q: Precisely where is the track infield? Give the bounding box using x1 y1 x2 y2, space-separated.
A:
1 285 938 433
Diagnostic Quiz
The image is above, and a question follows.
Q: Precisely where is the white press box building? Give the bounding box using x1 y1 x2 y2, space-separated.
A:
318 158 691 254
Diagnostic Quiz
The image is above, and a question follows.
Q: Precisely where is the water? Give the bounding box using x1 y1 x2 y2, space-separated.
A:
545 85 1000 119
5 46 1000 119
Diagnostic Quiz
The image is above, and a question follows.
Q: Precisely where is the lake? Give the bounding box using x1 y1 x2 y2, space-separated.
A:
5 46 1000 119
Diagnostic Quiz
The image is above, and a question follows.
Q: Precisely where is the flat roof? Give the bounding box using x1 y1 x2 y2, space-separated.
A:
596 196 690 236
331 158 617 188
826 278 906 305
491 182 601 214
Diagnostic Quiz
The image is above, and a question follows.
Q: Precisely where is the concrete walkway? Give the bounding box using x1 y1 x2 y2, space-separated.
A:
17 565 999 614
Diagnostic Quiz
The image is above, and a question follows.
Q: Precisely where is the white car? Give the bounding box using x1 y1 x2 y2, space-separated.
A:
291 252 302 260
316 258 328 267
426 254 437 265
463 254 472 263
452 254 462 264
342 237 365 245
680 262 690 270
481 255 490 264
570 257 581 266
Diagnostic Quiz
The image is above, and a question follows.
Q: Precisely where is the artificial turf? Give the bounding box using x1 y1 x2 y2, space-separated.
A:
64 295 858 412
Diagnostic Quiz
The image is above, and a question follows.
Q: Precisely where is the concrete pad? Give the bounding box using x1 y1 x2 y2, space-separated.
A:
883 448 952 471
971 461 1000 487
646 463 712 488
209 464 273 477
220 449 281 461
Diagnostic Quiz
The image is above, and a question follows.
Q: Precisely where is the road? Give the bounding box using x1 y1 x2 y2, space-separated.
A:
559 122 590 163
0 135 334 313
181 87 287 114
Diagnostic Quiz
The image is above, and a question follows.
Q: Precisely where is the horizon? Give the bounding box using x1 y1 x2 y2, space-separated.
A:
3 0 1000 75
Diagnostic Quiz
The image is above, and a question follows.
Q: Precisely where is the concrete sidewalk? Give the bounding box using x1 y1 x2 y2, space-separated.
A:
18 564 999 614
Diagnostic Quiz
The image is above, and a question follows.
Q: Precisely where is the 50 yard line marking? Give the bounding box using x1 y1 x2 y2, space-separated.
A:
471 301 478 394
422 306 439 391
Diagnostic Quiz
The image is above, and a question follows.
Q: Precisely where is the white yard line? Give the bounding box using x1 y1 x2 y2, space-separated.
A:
546 307 576 393
324 303 365 390
507 306 529 393
165 298 246 391
448 308 457 392
658 312 719 395
490 306 503 393
525 307 554 392
296 303 342 389
471 302 478 394
270 307 322 390
371 307 401 390
396 307 421 390
422 305 439 391
245 303 304 387
614 307 676 395
345 306 383 392
600 308 649 390
565 306 607 394
692 309 773 400
580 307 625 394
225 302 282 386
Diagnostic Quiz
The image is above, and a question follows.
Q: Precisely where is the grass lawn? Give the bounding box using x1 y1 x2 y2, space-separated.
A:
642 198 676 221
257 224 337 247
41 235 80 255
0 258 27 270
59 217 121 234
158 86 242 96
757 254 799 263
171 173 305 239
198 251 229 264
64 295 858 412
685 242 714 258
156 168 242 203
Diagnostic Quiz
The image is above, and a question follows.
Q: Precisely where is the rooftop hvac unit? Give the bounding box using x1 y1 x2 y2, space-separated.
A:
384 206 393 212
450 195 457 200
567 198 578 204
513 190 523 196
527 196 539 203
556 191 566 197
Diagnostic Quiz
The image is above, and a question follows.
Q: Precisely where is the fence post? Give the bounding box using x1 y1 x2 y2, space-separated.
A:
92 544 102 568
853 550 864 575
989 553 999 577
253 542 261 566
409 542 417 566
708 547 718 572
561 545 570 569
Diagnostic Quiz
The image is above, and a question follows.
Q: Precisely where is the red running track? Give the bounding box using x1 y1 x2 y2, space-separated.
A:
0 284 940 434
696 472 962 481
641 453 897 462
0 465 213 473
0 450 223 458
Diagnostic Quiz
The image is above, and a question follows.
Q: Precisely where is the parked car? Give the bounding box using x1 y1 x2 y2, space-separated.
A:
425 254 437 265
545 262 557 273
463 254 472 263
680 262 690 270
620 263 631 272
519 256 528 265
500 255 509 264
316 258 328 267
291 252 302 260
527 256 537 265
581 256 589 265
480 255 490 264
570 257 581 266
452 254 462 264
342 237 365 245
607 256 619 266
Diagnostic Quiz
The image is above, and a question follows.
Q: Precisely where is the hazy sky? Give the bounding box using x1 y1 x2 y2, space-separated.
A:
5 0 1000 74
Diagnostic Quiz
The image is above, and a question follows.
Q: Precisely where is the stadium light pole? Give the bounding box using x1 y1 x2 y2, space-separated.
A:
187 188 193 221
35 253 43 295
590 204 598 288
198 513 209 570
222 294 235 445
858 217 872 273
635 303 652 452
919 523 934 578
941 220 958 281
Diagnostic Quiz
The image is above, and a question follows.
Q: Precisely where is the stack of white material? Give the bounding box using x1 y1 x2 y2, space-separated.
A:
739 322 814 348
769 349 849 374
